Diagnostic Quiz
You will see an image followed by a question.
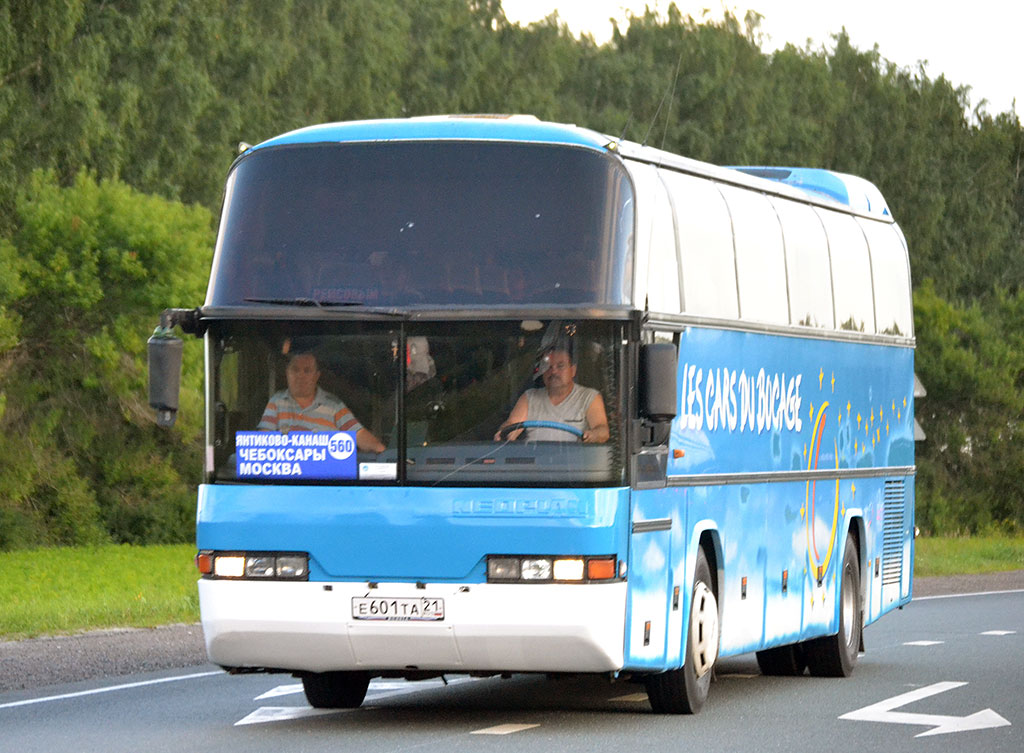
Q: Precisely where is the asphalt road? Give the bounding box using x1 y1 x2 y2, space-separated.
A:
1 571 1021 753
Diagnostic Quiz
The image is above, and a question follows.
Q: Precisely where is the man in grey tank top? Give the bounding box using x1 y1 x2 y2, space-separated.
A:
495 346 609 443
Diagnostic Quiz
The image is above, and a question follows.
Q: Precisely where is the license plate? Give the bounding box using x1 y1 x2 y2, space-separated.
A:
351 596 445 621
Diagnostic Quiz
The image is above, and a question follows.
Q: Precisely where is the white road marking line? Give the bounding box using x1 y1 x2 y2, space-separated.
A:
0 671 221 710
914 588 1024 601
609 692 650 702
470 723 540 735
903 640 944 646
980 630 1016 636
839 681 1011 737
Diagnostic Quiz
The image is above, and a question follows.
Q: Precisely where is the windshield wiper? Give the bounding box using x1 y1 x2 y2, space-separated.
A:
243 297 366 307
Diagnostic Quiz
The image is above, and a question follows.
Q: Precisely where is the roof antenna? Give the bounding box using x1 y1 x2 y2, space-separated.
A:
606 112 633 152
661 50 684 151
642 49 685 148
618 112 633 144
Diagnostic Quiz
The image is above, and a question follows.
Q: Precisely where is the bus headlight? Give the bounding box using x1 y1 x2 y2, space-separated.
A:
276 555 308 579
553 558 584 581
486 555 618 583
245 556 276 578
198 551 309 581
213 555 245 578
521 558 552 580
487 557 520 581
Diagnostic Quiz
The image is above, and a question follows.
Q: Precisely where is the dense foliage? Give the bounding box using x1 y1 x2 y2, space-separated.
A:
0 172 210 548
0 1 1021 546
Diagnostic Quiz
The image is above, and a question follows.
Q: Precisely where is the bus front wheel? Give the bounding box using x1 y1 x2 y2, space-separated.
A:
301 670 371 708
645 547 719 714
804 534 861 677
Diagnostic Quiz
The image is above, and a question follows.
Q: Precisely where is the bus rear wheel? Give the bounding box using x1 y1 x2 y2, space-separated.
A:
645 548 718 714
805 534 861 677
301 670 371 708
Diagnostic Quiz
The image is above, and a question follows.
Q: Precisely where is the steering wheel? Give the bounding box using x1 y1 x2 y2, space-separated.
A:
497 420 584 441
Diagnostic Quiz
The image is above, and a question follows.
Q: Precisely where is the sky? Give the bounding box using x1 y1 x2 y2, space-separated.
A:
501 0 1022 120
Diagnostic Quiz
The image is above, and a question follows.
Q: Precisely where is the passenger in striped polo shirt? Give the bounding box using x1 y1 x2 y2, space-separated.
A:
258 351 386 453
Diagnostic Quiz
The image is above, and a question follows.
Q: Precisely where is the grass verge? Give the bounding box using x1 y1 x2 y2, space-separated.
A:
2 536 1022 640
914 534 1024 577
0 544 198 640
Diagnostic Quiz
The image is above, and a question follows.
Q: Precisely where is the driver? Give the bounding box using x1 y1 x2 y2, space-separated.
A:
495 345 609 443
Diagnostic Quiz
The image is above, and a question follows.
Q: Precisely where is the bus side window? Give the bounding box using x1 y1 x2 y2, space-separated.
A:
660 171 739 320
818 209 875 333
626 163 680 314
859 219 913 337
772 197 834 329
720 185 788 325
647 172 680 314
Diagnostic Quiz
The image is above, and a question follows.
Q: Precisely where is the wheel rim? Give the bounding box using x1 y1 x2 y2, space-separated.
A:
841 564 856 647
690 582 719 678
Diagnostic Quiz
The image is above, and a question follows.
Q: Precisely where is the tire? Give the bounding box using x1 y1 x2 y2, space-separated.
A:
755 643 807 676
805 534 861 677
301 671 371 708
645 547 719 714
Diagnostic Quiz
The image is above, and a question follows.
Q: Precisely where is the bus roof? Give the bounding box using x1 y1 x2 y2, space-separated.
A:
245 115 893 221
251 115 612 152
726 166 893 218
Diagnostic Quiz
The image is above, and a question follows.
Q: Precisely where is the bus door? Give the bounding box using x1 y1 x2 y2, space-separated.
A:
624 340 684 670
624 485 685 670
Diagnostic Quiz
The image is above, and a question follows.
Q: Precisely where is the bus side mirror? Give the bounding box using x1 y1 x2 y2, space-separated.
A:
148 327 184 428
640 342 677 422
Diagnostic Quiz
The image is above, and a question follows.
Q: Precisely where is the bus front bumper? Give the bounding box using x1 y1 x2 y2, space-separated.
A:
199 579 627 674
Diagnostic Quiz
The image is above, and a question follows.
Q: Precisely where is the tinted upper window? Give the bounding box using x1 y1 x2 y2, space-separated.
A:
624 162 680 314
772 196 834 328
206 142 634 307
819 209 875 333
721 185 788 325
661 171 739 319
859 218 913 337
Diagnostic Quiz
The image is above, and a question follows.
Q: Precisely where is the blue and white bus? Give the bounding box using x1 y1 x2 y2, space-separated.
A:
150 115 915 714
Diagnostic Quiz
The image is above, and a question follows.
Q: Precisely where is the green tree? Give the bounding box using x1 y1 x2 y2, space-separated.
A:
0 0 1022 541
914 281 1024 532
0 171 212 549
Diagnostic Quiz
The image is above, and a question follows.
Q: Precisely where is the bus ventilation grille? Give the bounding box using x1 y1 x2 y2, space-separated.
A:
882 479 905 586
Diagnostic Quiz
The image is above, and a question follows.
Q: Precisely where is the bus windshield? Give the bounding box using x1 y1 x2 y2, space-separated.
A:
208 319 625 486
206 142 635 307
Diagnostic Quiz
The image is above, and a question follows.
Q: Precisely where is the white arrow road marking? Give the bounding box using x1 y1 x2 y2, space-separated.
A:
255 683 303 700
236 706 349 726
239 676 480 725
364 676 477 700
839 681 1011 737
609 692 650 703
470 723 540 735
